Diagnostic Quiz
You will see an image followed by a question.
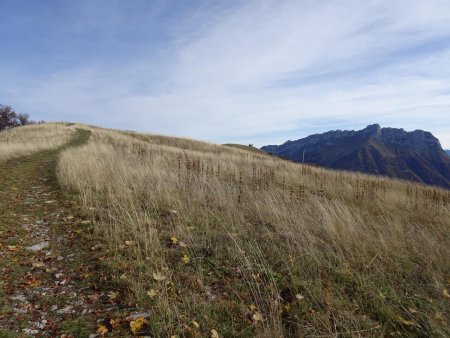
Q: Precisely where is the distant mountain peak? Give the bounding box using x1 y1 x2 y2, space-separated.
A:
261 125 450 189
363 123 382 136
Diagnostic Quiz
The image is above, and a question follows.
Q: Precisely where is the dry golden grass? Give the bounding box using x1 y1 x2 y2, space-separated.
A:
0 123 75 162
57 127 450 337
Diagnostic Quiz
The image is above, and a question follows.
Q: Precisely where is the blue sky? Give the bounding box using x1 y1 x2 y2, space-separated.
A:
1 0 450 148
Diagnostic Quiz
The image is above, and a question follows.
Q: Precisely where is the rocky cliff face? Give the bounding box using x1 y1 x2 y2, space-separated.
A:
261 124 450 189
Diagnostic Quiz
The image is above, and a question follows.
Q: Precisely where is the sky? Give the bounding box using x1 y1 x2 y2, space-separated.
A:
1 0 450 148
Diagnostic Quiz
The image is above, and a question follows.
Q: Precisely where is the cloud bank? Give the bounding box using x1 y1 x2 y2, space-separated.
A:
1 0 449 147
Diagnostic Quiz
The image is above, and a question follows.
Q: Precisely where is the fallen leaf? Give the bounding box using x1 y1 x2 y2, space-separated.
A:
179 241 188 247
7 245 18 252
147 289 158 298
153 272 166 281
97 324 108 336
170 236 178 244
191 320 200 328
211 329 219 338
28 279 42 287
110 318 121 329
252 312 263 322
283 304 291 313
130 317 147 335
181 254 190 264
124 240 133 246
249 304 256 311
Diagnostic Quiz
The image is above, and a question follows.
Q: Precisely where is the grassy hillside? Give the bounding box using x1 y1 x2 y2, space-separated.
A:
54 125 450 337
0 123 75 162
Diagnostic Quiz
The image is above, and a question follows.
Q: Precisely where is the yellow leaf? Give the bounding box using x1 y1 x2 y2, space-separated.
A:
181 254 190 264
130 317 147 335
110 318 121 329
170 236 178 244
211 329 219 338
283 304 291 313
29 280 42 287
97 325 108 336
191 320 200 328
252 312 263 322
153 272 166 281
147 289 158 298
249 304 256 311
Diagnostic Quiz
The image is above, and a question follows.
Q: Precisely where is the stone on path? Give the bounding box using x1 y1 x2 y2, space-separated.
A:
26 241 49 251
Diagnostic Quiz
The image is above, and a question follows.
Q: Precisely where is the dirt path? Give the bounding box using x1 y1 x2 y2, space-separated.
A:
0 129 132 337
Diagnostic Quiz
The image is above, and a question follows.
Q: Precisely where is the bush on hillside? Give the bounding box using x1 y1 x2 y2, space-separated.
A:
0 105 36 131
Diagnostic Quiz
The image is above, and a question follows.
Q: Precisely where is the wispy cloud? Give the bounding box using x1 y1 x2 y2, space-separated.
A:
1 0 449 147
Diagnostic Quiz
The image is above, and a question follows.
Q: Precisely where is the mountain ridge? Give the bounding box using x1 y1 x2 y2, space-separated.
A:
261 124 450 189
